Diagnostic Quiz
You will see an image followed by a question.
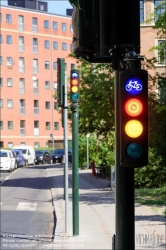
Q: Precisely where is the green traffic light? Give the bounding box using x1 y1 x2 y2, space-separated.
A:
125 142 143 159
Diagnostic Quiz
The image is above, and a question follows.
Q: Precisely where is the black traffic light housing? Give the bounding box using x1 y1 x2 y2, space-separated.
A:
72 0 140 62
70 69 80 103
119 68 148 168
57 58 65 107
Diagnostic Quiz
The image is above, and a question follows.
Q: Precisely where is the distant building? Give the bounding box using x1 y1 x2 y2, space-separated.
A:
8 0 48 12
0 4 75 148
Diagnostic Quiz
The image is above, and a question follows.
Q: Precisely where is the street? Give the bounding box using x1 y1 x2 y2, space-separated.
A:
0 164 57 250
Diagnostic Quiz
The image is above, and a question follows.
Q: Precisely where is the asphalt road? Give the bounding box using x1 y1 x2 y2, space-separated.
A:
0 164 56 250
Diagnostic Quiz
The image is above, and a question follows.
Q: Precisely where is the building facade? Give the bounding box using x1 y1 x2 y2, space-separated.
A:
0 4 75 148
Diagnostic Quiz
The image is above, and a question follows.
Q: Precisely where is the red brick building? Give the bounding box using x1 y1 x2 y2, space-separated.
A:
0 4 75 148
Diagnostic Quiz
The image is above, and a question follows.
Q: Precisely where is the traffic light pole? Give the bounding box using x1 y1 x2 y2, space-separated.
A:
71 103 79 236
113 44 145 249
115 68 135 248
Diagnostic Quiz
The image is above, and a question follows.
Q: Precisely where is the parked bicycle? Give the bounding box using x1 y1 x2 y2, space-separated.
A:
96 163 106 179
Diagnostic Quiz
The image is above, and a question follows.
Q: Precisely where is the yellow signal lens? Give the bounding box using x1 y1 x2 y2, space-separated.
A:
71 79 78 85
125 99 143 117
125 120 143 138
71 86 78 93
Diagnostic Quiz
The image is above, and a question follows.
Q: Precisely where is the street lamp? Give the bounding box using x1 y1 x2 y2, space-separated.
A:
86 132 90 168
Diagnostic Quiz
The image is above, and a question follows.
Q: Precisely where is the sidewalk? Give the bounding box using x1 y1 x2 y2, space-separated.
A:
48 165 166 250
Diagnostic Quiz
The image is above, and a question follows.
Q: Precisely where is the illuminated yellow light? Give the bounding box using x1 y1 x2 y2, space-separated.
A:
71 86 78 93
125 120 143 138
125 99 143 117
71 79 78 85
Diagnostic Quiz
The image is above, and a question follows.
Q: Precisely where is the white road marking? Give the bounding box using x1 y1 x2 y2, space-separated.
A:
16 202 37 211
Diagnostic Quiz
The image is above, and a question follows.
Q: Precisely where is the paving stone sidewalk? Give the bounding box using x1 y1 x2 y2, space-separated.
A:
48 166 166 250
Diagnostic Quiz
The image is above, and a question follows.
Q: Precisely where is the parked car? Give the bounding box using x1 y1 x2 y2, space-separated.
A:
9 150 16 171
0 149 13 172
12 150 26 168
12 151 18 169
35 150 53 165
51 149 72 163
12 145 35 165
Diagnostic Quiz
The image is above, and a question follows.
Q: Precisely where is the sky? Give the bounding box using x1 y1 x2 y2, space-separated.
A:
0 0 72 15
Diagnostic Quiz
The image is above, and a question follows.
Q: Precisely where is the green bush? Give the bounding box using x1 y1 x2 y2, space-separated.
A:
134 147 166 188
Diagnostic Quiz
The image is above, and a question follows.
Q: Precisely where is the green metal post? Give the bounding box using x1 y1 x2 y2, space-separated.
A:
71 103 79 236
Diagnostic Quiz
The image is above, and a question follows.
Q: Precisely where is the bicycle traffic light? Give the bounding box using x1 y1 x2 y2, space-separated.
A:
57 58 65 107
70 69 79 103
119 68 148 168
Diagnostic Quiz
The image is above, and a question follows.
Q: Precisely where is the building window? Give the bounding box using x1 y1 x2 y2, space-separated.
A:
71 63 75 69
54 122 59 130
7 99 13 108
44 20 49 28
19 36 24 52
20 78 25 94
6 35 12 44
0 34 2 43
54 82 57 90
157 40 166 64
45 101 50 109
20 120 25 136
70 24 73 32
20 142 26 146
0 13 2 22
65 63 67 71
45 61 50 69
70 44 73 51
54 102 58 110
33 79 38 94
34 142 40 148
53 41 58 50
62 43 67 51
0 121 3 130
34 100 39 115
0 78 2 86
33 59 38 74
46 142 48 148
7 78 13 87
140 0 144 23
7 57 14 66
32 17 37 33
0 99 3 108
33 38 38 53
154 0 165 15
45 81 50 89
20 99 25 115
19 57 25 73
8 142 13 148
53 62 57 70
46 122 50 130
18 15 24 31
8 121 13 130
6 14 12 23
62 23 66 31
0 56 2 65
44 40 49 49
53 21 58 30
34 121 39 136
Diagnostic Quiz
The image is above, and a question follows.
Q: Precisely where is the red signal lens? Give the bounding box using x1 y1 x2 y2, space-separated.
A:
71 79 78 85
125 99 143 117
